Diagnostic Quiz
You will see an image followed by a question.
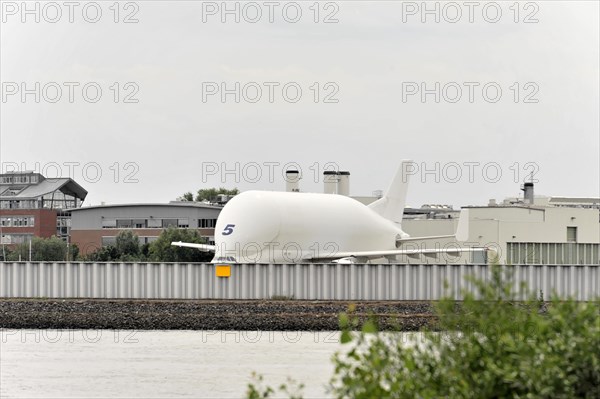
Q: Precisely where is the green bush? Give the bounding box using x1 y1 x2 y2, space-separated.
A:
84 230 142 261
248 266 600 399
5 236 78 261
147 227 212 262
82 228 212 262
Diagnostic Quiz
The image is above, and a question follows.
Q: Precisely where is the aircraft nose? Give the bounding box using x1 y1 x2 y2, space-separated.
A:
213 191 281 261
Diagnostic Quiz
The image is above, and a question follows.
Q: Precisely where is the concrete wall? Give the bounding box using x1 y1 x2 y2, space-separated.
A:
1 262 598 300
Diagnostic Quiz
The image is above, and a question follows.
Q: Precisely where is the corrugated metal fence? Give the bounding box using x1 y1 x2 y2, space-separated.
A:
0 262 598 300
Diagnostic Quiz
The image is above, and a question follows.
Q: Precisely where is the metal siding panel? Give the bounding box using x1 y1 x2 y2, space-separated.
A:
80 263 88 298
0 264 6 297
576 266 584 301
1 262 599 300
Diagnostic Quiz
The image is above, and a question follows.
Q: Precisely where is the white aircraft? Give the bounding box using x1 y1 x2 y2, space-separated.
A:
172 160 486 263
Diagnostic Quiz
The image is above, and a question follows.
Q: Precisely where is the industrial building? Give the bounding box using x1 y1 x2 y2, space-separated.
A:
69 202 222 255
401 185 600 265
0 171 87 245
287 169 600 265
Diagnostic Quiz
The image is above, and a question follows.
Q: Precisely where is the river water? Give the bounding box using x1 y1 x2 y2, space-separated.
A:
0 330 346 398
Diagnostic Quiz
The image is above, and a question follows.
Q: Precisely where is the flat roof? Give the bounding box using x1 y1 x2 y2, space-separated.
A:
68 202 223 212
548 197 600 204
463 205 546 211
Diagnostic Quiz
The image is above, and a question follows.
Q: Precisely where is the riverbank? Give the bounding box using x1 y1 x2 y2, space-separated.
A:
0 299 436 331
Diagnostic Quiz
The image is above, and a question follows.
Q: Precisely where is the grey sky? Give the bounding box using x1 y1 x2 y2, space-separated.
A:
1 0 598 208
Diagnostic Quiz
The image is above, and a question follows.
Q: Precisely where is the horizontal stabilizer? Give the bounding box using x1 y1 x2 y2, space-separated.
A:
396 208 471 243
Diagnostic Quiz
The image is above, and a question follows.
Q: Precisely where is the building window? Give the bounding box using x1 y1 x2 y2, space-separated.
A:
0 216 34 227
199 218 217 228
162 219 177 228
472 250 487 264
0 234 32 244
133 219 146 228
102 219 117 228
178 218 189 228
116 219 133 228
147 218 162 228
567 227 577 242
101 236 117 246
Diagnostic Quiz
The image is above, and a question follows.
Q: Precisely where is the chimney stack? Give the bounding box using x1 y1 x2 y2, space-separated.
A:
285 170 301 192
521 182 534 205
323 171 338 194
337 171 350 196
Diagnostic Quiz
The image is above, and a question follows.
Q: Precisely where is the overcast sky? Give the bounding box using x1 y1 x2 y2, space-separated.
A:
1 0 598 208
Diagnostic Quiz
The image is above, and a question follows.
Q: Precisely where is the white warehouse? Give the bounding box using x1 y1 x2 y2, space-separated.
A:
401 194 599 265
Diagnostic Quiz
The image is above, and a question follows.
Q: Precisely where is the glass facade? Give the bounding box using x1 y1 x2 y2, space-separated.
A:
57 213 71 240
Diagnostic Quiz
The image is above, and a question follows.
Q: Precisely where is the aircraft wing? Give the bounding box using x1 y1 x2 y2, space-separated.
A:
308 247 489 262
171 241 216 252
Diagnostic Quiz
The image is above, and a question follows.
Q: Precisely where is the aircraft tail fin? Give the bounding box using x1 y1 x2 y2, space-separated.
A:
368 160 413 224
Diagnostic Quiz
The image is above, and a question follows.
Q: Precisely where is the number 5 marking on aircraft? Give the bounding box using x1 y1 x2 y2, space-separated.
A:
222 224 235 235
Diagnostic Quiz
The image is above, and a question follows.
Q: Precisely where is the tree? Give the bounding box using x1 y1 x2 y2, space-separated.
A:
115 230 140 258
178 192 194 201
83 229 213 262
247 265 600 399
69 243 80 261
195 187 239 202
7 236 78 261
84 230 142 262
175 187 239 203
85 245 119 262
148 227 212 262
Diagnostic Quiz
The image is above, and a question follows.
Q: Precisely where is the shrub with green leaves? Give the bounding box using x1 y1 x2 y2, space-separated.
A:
6 236 78 261
247 266 600 399
331 266 600 398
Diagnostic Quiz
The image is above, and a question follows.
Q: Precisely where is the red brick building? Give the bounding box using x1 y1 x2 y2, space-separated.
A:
0 172 87 247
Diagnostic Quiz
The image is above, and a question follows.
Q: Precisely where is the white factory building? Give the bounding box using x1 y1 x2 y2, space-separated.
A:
401 202 599 265
289 170 600 265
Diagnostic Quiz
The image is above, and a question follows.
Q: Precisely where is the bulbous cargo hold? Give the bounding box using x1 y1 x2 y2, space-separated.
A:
212 190 403 263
